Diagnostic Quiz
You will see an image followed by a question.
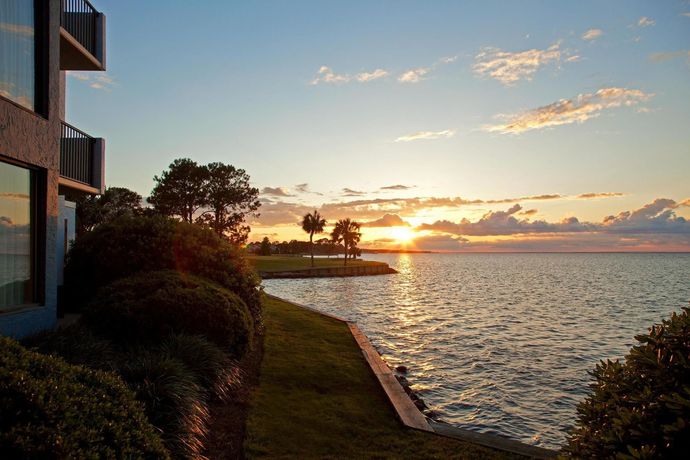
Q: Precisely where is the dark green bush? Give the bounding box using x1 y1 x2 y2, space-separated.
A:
83 270 253 357
64 215 261 323
23 323 119 371
0 336 169 459
160 334 243 401
120 350 208 459
563 306 690 458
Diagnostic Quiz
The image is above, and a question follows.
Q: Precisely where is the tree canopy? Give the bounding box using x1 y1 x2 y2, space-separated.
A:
76 187 143 236
331 219 361 266
148 159 260 244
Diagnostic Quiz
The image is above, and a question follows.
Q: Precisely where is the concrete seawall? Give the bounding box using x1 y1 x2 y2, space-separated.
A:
260 264 398 279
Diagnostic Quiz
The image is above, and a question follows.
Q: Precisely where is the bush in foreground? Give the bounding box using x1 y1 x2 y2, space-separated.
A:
83 270 253 357
64 215 261 322
160 334 243 402
563 306 690 458
120 350 208 459
0 336 169 459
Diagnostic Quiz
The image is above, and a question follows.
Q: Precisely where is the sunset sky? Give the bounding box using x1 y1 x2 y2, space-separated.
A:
66 0 690 251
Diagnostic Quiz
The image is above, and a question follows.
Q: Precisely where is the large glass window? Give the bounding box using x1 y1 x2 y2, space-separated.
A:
0 161 35 309
0 0 36 110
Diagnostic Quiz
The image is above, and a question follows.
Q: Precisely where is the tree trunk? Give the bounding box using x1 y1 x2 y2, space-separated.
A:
310 232 314 267
343 241 348 266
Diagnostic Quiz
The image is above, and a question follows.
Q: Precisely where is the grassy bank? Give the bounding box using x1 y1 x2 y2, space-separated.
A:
247 255 386 273
244 296 522 459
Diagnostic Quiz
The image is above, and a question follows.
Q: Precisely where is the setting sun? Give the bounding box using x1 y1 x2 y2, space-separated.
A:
389 226 416 243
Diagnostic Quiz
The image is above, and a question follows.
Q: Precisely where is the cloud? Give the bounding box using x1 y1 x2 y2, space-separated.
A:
682 13 690 18
294 183 309 193
0 22 34 37
361 214 410 227
413 234 468 251
381 184 414 191
581 28 604 41
68 72 116 91
577 192 624 199
439 55 458 64
520 209 538 216
649 50 690 63
473 42 566 86
251 191 633 226
395 129 455 142
261 187 294 197
416 199 689 238
356 69 389 82
342 188 366 197
484 87 653 134
310 66 388 85
637 16 655 27
398 67 430 83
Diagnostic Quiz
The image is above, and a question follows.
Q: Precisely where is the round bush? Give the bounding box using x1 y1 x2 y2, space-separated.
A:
83 270 253 357
0 336 169 459
564 306 690 458
64 215 261 323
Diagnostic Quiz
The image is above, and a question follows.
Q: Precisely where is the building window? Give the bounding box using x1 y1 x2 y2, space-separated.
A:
0 0 36 111
0 161 35 309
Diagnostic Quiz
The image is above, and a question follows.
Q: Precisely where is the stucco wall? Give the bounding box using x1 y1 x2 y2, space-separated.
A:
0 0 62 338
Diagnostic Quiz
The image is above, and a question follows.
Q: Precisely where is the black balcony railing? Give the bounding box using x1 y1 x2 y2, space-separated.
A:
60 0 98 57
60 121 94 185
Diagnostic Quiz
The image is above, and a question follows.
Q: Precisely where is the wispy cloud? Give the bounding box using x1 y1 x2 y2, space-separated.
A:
310 66 388 85
682 13 690 18
381 184 414 191
484 87 653 134
261 187 294 197
473 42 566 86
342 188 366 197
649 50 690 63
0 22 33 37
637 16 655 27
577 192 625 199
398 67 430 83
68 72 117 91
581 28 604 41
395 129 455 142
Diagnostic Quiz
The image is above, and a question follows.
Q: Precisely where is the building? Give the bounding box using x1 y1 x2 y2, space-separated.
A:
1 0 106 337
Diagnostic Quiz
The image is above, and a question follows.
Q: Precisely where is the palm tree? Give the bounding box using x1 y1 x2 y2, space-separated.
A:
301 210 327 267
331 218 361 266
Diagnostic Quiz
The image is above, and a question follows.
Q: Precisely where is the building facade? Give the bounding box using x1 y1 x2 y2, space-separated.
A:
0 0 106 337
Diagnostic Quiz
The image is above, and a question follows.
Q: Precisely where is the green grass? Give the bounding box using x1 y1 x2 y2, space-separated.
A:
247 255 386 273
244 296 522 459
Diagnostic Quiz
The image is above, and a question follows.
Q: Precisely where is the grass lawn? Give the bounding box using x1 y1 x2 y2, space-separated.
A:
244 296 523 459
247 255 386 273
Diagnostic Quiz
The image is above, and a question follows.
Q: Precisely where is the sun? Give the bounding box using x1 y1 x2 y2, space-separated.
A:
389 226 416 243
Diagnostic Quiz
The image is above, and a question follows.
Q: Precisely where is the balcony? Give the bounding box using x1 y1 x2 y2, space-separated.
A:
59 121 105 195
60 0 106 71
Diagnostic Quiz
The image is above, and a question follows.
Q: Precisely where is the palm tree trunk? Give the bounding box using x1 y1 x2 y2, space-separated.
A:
343 241 348 266
310 232 314 267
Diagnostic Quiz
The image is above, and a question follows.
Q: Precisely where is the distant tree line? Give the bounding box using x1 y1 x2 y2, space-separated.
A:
75 158 260 246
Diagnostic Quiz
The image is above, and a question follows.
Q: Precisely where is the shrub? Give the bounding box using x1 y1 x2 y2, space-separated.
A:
563 306 690 458
120 350 208 459
0 336 169 459
83 270 253 357
23 323 118 371
64 215 261 323
160 334 243 401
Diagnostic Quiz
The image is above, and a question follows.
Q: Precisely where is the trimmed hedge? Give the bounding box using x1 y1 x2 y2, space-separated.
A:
0 336 169 459
564 306 690 458
83 270 253 357
64 215 261 323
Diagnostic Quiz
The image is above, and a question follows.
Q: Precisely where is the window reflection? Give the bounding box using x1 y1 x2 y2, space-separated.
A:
0 161 34 308
0 0 35 110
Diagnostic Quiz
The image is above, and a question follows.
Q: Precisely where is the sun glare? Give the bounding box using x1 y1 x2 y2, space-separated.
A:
390 226 416 243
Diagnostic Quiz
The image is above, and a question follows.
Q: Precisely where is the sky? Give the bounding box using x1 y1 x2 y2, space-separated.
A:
66 0 690 251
